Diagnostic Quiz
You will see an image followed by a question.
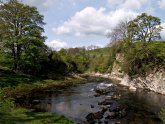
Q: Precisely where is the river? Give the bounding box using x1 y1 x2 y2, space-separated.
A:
25 80 165 124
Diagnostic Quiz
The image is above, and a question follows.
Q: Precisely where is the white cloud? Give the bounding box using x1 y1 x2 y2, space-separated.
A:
158 0 165 10
121 0 148 11
53 7 138 36
161 23 165 39
45 40 67 50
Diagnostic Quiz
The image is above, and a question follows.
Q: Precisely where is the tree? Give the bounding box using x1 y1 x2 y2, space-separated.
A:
128 13 163 42
107 20 129 44
0 0 46 71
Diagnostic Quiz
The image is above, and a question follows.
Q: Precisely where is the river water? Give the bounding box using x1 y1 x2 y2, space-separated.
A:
28 80 165 124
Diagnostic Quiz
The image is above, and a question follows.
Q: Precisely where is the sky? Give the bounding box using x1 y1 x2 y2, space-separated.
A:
20 0 165 50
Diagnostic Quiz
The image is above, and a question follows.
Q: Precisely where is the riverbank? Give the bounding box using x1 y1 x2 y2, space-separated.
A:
1 71 165 123
4 74 107 99
0 74 85 124
85 68 165 94
1 72 107 124
95 51 165 94
23 78 165 124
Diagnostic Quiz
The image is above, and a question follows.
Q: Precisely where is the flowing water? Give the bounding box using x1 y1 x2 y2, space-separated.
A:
26 80 165 124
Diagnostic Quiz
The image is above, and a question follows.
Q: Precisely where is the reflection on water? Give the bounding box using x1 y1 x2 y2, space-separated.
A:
31 81 165 123
133 89 165 112
38 83 104 122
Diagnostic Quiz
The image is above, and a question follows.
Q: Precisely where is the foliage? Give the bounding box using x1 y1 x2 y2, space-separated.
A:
0 0 46 71
62 47 89 73
122 41 165 77
42 51 68 76
106 13 165 77
128 13 163 42
73 49 89 72
0 52 12 67
86 47 116 73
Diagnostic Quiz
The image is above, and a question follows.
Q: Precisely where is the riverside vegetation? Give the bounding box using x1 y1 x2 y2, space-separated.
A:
0 0 165 123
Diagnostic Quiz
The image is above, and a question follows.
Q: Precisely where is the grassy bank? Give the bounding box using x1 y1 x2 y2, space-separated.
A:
4 74 105 99
4 75 87 98
0 66 85 97
0 108 73 124
0 75 76 124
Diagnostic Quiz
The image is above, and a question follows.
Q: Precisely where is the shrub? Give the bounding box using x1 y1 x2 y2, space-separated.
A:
122 41 165 77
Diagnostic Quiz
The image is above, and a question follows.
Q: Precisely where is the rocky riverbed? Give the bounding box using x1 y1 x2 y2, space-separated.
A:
17 80 165 124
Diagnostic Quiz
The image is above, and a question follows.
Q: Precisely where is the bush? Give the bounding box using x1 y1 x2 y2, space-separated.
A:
122 41 165 77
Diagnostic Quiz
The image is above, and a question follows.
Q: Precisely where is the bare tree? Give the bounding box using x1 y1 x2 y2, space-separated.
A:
107 20 129 45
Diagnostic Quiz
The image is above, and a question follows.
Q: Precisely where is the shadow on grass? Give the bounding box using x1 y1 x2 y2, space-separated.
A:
0 68 42 88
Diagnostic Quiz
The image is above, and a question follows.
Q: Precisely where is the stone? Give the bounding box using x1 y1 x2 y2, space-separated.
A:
104 121 108 124
101 107 108 113
111 95 120 100
98 100 113 105
86 111 103 121
90 105 94 108
115 121 121 124
94 94 101 97
105 112 116 119
98 121 102 124
129 86 136 91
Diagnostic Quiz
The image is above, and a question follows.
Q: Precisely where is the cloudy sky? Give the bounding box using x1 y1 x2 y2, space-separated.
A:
21 0 165 50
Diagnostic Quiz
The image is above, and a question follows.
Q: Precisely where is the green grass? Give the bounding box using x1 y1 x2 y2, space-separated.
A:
4 75 86 98
0 89 73 124
0 66 42 88
0 66 87 98
0 108 73 124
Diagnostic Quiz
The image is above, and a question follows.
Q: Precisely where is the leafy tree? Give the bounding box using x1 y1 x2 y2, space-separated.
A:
65 47 89 73
0 0 46 71
128 13 163 42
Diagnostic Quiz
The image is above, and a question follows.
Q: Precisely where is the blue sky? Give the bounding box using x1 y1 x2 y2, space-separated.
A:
22 0 165 50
